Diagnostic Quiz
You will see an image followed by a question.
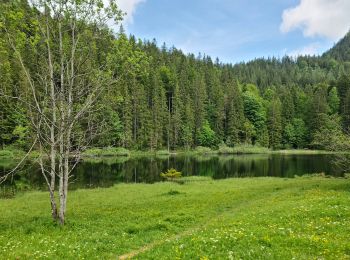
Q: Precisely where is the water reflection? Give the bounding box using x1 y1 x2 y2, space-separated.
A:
0 154 345 194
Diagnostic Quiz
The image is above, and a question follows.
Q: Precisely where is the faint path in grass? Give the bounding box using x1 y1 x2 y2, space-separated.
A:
117 202 252 259
118 226 200 260
117 182 295 260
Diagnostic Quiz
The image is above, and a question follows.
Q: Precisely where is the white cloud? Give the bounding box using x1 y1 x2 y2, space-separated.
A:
117 0 146 24
280 0 350 40
287 42 320 57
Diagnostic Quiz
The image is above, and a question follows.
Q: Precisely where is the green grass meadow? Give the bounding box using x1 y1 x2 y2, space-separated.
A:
0 176 349 259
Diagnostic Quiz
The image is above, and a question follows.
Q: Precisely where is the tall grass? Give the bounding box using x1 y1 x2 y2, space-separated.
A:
82 147 130 157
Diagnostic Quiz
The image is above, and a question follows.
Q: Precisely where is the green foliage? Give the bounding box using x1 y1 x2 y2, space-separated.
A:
217 144 235 154
242 120 256 144
243 90 266 131
156 150 170 156
232 144 270 154
311 114 350 151
225 80 245 146
217 143 270 154
283 118 307 148
160 168 182 179
0 147 25 159
194 146 214 155
324 32 350 62
82 147 130 157
12 125 27 148
267 98 282 149
328 87 340 114
0 149 14 158
337 75 350 121
198 121 216 147
257 125 269 147
1 1 350 152
242 87 267 145
181 102 195 149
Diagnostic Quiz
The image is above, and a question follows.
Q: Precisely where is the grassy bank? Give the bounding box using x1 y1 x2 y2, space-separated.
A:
272 149 340 155
0 145 340 161
82 147 131 157
0 176 349 259
80 145 340 158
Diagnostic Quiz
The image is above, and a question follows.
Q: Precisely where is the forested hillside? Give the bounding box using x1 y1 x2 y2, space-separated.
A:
1 0 350 151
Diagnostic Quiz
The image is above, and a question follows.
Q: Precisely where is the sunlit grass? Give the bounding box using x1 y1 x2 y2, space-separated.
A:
0 177 349 259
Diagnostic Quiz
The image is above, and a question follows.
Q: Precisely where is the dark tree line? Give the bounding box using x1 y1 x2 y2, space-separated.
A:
1 1 350 151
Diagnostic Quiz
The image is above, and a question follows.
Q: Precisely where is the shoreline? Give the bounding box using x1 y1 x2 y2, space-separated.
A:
0 146 345 161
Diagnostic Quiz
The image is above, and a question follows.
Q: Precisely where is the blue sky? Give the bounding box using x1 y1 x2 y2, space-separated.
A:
117 0 350 64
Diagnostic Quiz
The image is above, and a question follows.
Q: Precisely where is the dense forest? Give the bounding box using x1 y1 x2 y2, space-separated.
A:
1 0 350 152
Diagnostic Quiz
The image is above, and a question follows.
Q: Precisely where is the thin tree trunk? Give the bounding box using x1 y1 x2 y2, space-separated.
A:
46 12 58 221
58 11 66 225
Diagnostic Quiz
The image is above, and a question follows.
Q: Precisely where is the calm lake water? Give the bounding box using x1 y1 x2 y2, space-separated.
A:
0 153 346 193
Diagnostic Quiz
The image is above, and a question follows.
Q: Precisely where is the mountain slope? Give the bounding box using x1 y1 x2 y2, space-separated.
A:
323 31 350 62
231 31 350 89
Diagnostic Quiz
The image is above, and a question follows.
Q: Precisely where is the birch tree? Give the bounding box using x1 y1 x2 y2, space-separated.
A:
0 0 122 225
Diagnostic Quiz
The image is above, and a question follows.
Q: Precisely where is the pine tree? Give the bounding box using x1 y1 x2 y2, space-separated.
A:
192 73 207 145
242 84 266 144
328 87 340 114
342 89 350 130
181 100 195 149
308 83 330 135
205 63 225 139
148 72 167 150
225 80 245 146
267 98 282 149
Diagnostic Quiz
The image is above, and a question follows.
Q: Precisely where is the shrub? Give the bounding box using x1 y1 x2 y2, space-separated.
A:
160 168 182 180
198 121 217 147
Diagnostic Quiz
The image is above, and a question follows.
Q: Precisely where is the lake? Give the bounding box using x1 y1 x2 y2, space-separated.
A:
0 153 346 195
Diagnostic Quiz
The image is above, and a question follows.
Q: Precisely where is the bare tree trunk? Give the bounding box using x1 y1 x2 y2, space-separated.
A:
60 151 70 225
46 11 58 221
58 166 65 224
58 11 66 225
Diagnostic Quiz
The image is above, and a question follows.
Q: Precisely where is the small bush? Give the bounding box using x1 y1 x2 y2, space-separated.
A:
160 168 182 180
